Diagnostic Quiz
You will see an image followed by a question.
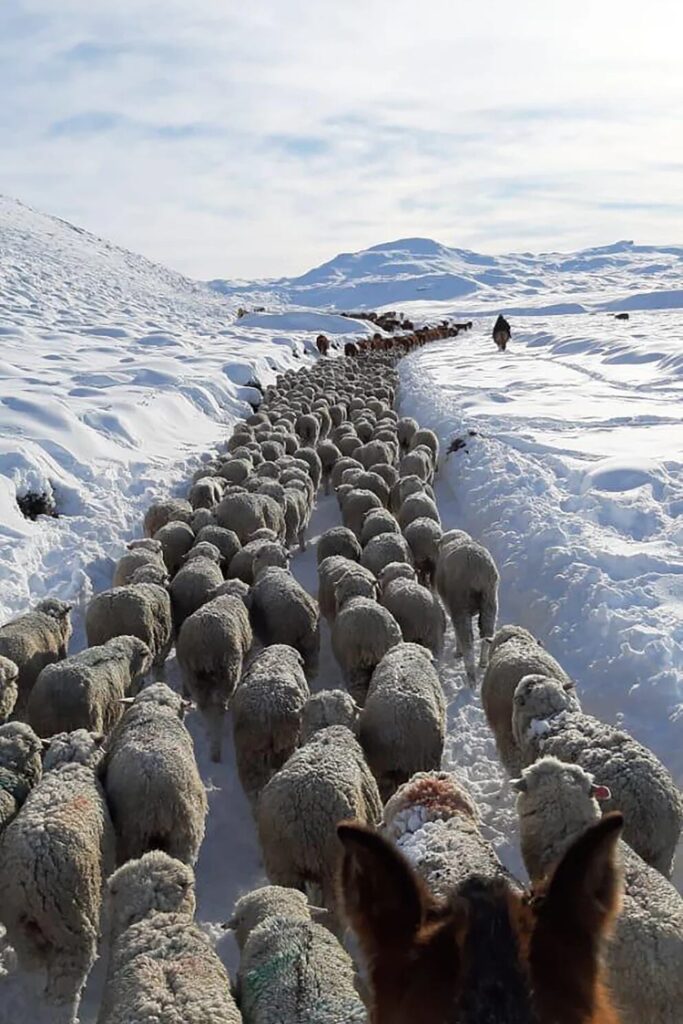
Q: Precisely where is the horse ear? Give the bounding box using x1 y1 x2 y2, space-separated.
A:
337 822 426 956
543 811 623 932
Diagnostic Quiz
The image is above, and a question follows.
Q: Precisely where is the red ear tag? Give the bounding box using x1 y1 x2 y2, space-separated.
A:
592 785 611 801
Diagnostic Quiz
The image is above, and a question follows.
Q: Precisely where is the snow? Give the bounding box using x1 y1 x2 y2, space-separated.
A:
0 194 681 1020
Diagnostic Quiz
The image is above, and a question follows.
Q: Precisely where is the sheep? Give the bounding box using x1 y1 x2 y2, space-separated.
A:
341 487 383 538
397 490 440 530
0 721 43 834
360 530 413 578
381 771 511 899
194 523 241 568
379 575 447 656
0 655 18 723
176 592 253 763
402 515 442 587
99 851 240 1024
512 673 683 876
357 439 394 471
397 416 419 452
435 529 499 685
232 645 310 806
317 556 376 623
169 546 224 630
188 475 224 510
291 445 322 493
85 581 172 673
228 534 287 585
217 457 253 485
338 434 363 457
0 730 114 1019
153 520 195 576
515 756 683 1024
409 427 439 464
316 439 341 494
360 507 400 545
300 689 359 744
230 885 366 1022
481 625 574 776
316 525 362 566
248 567 320 678
282 483 310 551
215 490 285 544
296 413 320 447
354 470 390 507
329 456 362 492
389 473 435 515
104 684 207 866
113 539 165 588
27 636 153 738
183 539 222 564
399 447 432 483
331 595 402 705
371 462 399 491
190 507 214 533
143 498 193 537
0 597 73 710
257 724 381 918
359 644 446 801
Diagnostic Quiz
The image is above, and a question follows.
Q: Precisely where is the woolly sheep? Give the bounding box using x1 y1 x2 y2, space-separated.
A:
249 566 320 678
104 684 207 866
512 674 683 876
341 487 383 539
188 475 224 510
99 851 240 1024
194 524 241 567
380 575 446 656
316 526 362 566
215 490 285 544
296 412 320 447
435 529 499 685
232 885 365 1023
282 483 310 552
300 689 359 744
292 446 323 492
153 520 195 576
0 597 73 709
113 539 165 588
0 721 43 834
371 462 399 490
190 507 214 533
329 456 362 492
183 539 222 564
360 643 446 800
402 515 442 587
409 427 439 464
232 645 310 806
399 447 432 483
389 473 435 514
397 490 441 530
169 547 224 630
397 416 419 452
378 561 416 586
217 457 252 485
317 439 341 495
515 756 683 1024
0 656 18 723
317 556 376 622
360 507 400 545
331 595 402 705
86 581 172 672
357 439 394 471
338 434 363 457
176 592 253 763
143 498 193 537
382 771 511 900
360 530 413 578
28 635 153 738
257 724 381 918
0 730 114 1018
481 625 575 775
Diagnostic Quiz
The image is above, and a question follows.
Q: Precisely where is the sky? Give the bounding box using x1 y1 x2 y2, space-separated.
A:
2 1 683 279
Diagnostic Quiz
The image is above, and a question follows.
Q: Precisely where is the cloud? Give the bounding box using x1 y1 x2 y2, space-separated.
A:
1 1 682 278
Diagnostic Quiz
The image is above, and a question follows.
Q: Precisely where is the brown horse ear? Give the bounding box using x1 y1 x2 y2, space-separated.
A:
337 821 426 955
543 811 623 931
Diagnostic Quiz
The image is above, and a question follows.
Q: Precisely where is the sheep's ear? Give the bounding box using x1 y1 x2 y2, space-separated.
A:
510 777 527 793
40 738 52 750
337 821 427 955
181 698 195 711
117 697 135 706
591 784 611 801
562 679 576 692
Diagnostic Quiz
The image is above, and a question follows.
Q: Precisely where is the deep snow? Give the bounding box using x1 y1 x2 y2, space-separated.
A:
0 195 681 1021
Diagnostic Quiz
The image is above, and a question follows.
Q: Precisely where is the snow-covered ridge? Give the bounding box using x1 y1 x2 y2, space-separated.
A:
0 196 370 621
210 235 683 313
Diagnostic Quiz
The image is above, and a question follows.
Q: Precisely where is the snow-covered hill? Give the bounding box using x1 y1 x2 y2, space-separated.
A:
0 196 371 621
210 236 683 314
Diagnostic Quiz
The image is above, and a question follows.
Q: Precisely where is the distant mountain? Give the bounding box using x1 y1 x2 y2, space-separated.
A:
209 236 683 315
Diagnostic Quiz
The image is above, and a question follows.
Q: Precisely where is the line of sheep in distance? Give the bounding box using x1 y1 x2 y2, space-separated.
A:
0 319 680 1024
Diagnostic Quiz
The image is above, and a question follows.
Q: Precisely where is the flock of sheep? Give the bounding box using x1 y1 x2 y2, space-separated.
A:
0 331 681 1024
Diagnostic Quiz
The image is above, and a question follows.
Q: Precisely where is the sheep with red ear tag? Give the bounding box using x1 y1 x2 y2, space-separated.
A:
516 755 683 1024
